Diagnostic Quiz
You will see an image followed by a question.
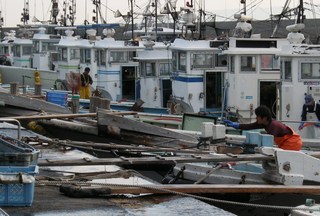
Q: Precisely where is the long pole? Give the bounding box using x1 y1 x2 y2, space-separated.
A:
131 0 134 40
155 0 158 41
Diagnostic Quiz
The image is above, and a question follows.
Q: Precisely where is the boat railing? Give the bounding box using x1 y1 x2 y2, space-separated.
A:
0 118 21 140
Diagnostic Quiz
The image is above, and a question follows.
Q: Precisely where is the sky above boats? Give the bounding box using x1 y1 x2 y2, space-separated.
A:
0 0 314 27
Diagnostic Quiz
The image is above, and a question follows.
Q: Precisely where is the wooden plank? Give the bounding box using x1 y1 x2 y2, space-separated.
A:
0 92 71 114
97 109 197 142
57 140 211 154
38 153 274 167
0 113 97 120
38 151 320 167
105 184 320 195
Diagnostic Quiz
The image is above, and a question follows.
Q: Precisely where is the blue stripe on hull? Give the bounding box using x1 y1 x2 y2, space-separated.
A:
172 76 203 82
98 70 120 75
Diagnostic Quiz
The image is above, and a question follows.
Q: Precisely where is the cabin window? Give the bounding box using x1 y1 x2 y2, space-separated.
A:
172 51 177 71
128 51 136 61
138 62 146 77
215 53 227 67
98 50 106 66
240 56 256 72
33 41 40 53
109 51 127 63
178 52 186 71
13 46 20 57
261 55 279 71
80 49 91 63
192 53 213 69
160 63 171 76
70 49 80 60
301 63 320 79
58 48 67 61
283 60 292 81
229 56 235 73
145 63 156 77
22 46 32 55
45 42 57 52
1 46 9 55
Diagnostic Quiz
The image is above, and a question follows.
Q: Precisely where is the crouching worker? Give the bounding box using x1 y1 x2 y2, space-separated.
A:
224 105 302 151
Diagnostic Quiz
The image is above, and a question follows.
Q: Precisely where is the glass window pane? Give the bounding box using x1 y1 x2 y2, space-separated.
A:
146 63 155 76
22 46 32 55
178 52 186 71
261 55 279 70
301 63 320 79
110 51 127 63
71 49 80 60
216 54 227 67
192 53 213 68
283 61 292 80
230 56 235 73
241 56 256 72
160 63 171 76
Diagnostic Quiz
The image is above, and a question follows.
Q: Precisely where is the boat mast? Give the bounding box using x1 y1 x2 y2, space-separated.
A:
241 0 246 15
21 0 30 25
296 0 304 24
130 0 134 40
51 0 59 24
152 0 158 41
61 0 76 26
92 0 106 24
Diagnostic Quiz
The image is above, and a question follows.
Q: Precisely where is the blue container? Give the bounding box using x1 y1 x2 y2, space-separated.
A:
0 136 40 166
261 134 274 147
46 91 68 107
0 166 38 206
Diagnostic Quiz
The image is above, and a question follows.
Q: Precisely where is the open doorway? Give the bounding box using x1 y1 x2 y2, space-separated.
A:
161 79 172 108
121 66 136 101
205 71 224 109
259 81 279 118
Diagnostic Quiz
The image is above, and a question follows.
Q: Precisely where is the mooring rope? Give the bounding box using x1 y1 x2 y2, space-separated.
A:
36 180 320 212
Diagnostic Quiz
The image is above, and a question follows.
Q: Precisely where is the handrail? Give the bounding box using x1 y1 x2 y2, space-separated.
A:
0 119 21 140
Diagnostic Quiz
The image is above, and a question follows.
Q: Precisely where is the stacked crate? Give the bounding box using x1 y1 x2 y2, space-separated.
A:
0 136 39 206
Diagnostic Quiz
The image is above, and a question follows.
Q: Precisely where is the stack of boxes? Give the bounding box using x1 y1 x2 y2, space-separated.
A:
0 136 39 206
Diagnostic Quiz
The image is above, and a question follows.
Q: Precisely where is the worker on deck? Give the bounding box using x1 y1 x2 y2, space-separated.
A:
224 105 302 151
79 67 93 99
301 93 315 121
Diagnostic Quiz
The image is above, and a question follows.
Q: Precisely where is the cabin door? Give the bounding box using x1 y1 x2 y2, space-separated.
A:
121 66 136 101
161 79 172 108
205 71 224 109
259 81 279 119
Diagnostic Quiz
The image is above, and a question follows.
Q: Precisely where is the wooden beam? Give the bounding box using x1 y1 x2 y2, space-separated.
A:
0 113 97 120
57 140 212 154
106 184 320 195
38 151 320 167
97 109 197 142
38 153 274 167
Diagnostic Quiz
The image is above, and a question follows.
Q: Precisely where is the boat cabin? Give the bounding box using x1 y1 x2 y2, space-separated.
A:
11 38 32 68
134 40 172 108
278 31 320 138
169 38 228 114
94 29 143 102
223 37 289 121
31 27 60 71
